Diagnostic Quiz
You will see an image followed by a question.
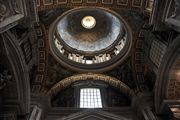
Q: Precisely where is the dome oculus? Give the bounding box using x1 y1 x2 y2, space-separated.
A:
81 16 96 29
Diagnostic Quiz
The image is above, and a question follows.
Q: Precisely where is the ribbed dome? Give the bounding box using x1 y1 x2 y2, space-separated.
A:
56 8 122 52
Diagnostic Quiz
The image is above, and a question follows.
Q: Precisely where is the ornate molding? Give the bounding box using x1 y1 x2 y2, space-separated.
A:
31 23 48 94
47 73 134 99
36 0 148 12
131 22 150 92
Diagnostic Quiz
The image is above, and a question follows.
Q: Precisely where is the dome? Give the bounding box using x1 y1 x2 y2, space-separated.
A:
56 8 123 53
49 7 133 72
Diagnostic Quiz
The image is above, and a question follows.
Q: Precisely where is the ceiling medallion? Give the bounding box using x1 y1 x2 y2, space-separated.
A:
81 16 96 29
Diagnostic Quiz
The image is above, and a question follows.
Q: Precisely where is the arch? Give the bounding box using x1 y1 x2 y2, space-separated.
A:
2 32 31 115
47 73 134 99
155 35 180 114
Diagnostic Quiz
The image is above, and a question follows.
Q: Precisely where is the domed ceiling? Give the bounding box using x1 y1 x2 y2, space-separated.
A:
49 7 133 72
56 8 122 52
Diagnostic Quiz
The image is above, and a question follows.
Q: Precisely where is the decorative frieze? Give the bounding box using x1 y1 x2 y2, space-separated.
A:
71 0 83 3
86 0 98 4
132 22 150 92
31 24 47 93
117 0 128 5
47 73 134 98
43 0 54 5
57 0 68 4
102 0 113 4
36 0 148 11
132 0 143 7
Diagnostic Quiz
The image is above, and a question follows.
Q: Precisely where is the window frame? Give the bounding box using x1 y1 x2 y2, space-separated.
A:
73 81 107 108
79 88 103 108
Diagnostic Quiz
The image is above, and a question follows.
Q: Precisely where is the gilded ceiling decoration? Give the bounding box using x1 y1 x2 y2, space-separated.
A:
47 73 134 98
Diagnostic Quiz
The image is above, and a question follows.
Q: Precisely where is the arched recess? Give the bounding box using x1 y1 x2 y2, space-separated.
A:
155 35 180 114
2 32 31 115
47 73 134 99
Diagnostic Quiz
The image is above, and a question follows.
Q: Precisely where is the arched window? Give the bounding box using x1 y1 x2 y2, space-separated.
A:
80 88 102 108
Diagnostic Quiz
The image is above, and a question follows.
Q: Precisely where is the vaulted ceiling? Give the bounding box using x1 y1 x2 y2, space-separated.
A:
31 0 153 103
1 0 179 119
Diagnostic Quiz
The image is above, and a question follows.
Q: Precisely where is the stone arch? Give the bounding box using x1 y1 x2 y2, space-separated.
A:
47 73 134 99
155 35 180 114
2 32 31 115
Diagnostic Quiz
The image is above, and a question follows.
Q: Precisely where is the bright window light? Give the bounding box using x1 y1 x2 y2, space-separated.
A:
86 60 93 64
80 88 102 108
81 16 96 29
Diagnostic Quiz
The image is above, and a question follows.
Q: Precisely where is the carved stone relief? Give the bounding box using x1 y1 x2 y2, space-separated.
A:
0 0 25 33
171 0 180 18
0 2 10 22
165 0 180 32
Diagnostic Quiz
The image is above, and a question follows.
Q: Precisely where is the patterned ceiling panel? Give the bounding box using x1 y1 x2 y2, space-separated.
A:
43 0 53 5
86 0 98 3
35 0 148 11
57 0 68 4
71 0 83 3
132 0 143 7
117 0 128 5
102 0 113 4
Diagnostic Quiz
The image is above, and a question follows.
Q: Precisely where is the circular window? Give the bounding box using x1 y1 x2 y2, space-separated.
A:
81 16 96 29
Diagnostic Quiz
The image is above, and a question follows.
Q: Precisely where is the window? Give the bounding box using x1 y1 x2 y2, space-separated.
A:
80 88 102 108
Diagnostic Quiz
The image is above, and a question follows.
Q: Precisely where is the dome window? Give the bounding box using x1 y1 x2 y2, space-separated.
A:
81 16 96 29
